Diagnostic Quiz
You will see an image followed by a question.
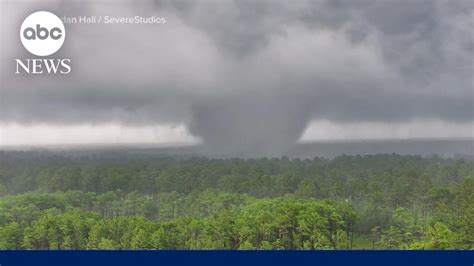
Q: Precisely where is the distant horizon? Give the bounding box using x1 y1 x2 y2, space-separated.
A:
2 138 472 159
1 120 473 147
1 136 474 148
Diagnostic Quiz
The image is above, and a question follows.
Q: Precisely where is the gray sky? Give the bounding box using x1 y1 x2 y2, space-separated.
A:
0 0 473 154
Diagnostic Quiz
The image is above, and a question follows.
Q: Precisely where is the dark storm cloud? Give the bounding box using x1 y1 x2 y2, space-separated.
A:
1 0 473 155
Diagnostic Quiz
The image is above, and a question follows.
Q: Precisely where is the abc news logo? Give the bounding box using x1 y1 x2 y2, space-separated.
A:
16 11 71 74
23 24 63 40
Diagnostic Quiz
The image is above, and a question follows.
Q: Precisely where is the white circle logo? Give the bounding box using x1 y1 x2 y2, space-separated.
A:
20 11 65 56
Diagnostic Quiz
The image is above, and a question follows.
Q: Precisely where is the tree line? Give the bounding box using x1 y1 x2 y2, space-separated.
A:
0 151 472 249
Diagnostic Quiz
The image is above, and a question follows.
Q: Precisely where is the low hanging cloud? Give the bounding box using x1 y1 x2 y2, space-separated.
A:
0 0 473 155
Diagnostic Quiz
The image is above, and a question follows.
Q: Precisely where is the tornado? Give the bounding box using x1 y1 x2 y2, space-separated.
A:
189 96 312 157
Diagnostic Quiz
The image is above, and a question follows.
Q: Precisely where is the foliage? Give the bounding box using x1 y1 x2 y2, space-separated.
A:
0 152 472 250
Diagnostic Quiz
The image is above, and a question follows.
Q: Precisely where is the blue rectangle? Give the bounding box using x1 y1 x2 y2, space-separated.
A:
0 251 473 266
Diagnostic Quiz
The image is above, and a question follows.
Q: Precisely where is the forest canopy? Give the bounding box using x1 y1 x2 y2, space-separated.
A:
0 151 472 250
